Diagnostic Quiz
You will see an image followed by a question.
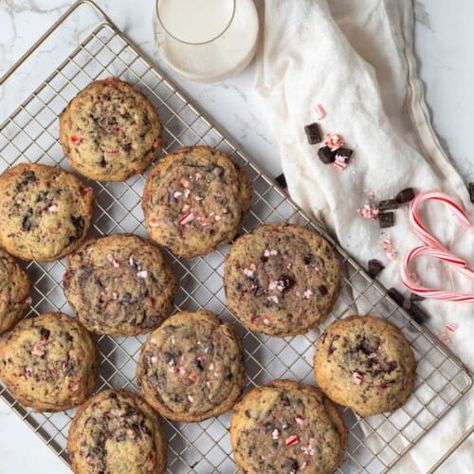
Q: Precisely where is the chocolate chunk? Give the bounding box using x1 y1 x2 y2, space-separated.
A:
379 211 395 228
410 293 425 302
378 199 398 211
196 358 204 371
367 259 385 278
408 302 429 324
318 285 328 295
275 173 287 189
280 275 296 292
71 215 85 236
317 146 336 164
21 208 33 231
304 122 322 144
469 183 474 203
16 170 36 192
283 459 299 472
395 187 415 204
334 147 353 164
40 328 50 340
388 287 405 306
303 254 313 265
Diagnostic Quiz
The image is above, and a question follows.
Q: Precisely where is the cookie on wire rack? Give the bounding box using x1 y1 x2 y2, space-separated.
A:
63 234 177 337
230 379 347 474
313 315 416 416
0 247 31 334
59 77 163 182
0 163 95 261
136 309 245 422
142 145 252 258
0 312 98 412
224 223 341 337
68 389 167 474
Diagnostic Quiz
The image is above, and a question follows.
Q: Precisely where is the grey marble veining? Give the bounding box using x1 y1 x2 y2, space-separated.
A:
0 1 472 473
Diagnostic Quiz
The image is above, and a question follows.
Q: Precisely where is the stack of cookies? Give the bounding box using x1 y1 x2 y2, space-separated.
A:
0 77 417 474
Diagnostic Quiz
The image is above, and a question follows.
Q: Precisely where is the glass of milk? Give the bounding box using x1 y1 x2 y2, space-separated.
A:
155 0 259 82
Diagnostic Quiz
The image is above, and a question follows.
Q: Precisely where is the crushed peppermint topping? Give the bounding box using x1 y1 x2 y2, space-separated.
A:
188 373 198 383
445 322 457 332
106 253 120 268
272 429 280 440
47 203 59 212
353 372 364 384
243 264 256 278
194 195 204 201
303 289 314 299
187 395 194 403
184 189 191 198
285 435 299 447
301 444 316 456
333 156 348 170
263 317 271 325
32 343 45 357
358 203 379 220
381 237 398 260
295 416 305 425
136 270 148 279
180 178 190 188
24 296 32 305
368 352 378 359
267 295 279 304
214 215 222 221
173 191 183 199
263 249 278 257
150 356 158 364
324 133 345 151
179 211 195 225
195 172 203 180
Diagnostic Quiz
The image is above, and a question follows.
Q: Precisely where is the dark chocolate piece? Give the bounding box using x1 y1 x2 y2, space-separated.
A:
469 182 474 203
334 147 353 164
395 187 415 204
379 211 395 228
275 173 287 189
410 293 425 302
367 259 385 278
408 302 429 324
388 287 405 306
378 199 398 211
304 123 322 144
317 146 335 164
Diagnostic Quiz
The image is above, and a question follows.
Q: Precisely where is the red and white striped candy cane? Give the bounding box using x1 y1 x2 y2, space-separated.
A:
401 190 474 302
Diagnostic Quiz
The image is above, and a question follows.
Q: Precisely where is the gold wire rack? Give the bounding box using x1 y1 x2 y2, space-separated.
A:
0 2 471 473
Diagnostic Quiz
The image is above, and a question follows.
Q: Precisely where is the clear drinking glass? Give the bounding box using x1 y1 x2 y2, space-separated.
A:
155 0 259 82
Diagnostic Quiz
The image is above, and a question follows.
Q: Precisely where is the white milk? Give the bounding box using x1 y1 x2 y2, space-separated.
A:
155 0 259 81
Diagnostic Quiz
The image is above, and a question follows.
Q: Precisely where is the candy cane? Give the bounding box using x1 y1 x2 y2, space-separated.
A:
402 191 474 302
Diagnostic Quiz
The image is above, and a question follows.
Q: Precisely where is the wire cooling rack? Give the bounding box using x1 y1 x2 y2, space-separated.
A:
0 2 471 473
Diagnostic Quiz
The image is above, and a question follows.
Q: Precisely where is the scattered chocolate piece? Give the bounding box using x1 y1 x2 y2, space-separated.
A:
378 199 398 211
367 259 385 278
395 187 415 204
410 293 425 302
275 173 287 189
407 302 429 324
317 146 336 164
388 287 405 306
379 211 395 228
334 147 353 164
469 182 474 203
304 123 322 144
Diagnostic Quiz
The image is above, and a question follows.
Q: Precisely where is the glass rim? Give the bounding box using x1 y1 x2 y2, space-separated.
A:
155 0 237 46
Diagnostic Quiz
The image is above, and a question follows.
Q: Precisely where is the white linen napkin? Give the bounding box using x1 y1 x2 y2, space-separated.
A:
255 0 473 472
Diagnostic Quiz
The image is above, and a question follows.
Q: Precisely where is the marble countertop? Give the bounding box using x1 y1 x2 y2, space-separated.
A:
0 1 472 473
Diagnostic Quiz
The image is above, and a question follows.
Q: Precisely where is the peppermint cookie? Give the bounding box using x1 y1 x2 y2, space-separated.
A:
224 223 340 336
60 78 162 181
136 310 245 422
68 389 167 474
0 248 31 334
63 234 177 337
314 316 416 416
0 312 98 412
142 146 252 258
0 163 95 261
230 380 347 474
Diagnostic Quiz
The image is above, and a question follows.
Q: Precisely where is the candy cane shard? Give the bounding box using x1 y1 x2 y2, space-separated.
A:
402 191 474 302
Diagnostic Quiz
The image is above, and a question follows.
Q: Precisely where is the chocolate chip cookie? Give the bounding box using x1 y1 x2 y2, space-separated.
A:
68 389 167 474
0 163 95 261
313 315 416 416
0 312 98 412
142 146 252 258
230 380 347 474
224 223 341 337
0 247 30 334
136 310 245 422
63 234 177 337
59 78 162 181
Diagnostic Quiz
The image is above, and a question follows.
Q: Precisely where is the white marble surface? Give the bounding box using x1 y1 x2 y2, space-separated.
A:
0 1 472 473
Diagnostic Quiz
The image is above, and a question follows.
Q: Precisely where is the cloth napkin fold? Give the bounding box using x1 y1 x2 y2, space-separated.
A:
255 0 473 472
